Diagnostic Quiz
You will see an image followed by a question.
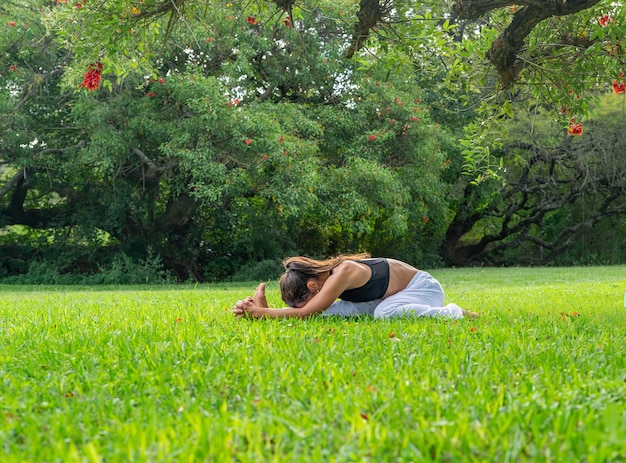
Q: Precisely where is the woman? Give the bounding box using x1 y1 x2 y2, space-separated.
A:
232 253 478 319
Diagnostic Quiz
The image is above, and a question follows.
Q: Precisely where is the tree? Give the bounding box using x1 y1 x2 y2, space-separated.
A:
2 0 625 281
1 0 454 279
453 0 606 86
46 1 625 98
44 1 625 175
442 94 626 265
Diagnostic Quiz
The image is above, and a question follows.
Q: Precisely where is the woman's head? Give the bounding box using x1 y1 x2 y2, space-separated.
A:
279 253 370 307
279 262 316 308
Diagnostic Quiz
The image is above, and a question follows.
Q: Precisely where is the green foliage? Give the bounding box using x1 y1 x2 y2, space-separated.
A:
1 267 625 460
443 92 626 266
95 248 175 284
2 0 626 281
41 1 626 170
3 2 456 277
230 258 284 282
459 100 510 184
451 2 626 177
0 247 174 285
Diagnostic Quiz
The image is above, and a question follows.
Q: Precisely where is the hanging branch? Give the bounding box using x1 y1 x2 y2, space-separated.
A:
0 169 26 203
344 0 390 59
453 0 603 86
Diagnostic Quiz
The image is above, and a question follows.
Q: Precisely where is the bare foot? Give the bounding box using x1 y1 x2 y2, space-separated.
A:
252 283 269 308
462 309 480 318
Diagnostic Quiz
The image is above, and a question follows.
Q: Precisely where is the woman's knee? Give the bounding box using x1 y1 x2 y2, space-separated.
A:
373 304 389 319
373 303 406 319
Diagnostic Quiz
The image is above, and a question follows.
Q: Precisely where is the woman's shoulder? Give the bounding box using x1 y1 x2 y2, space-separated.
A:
332 259 374 278
335 259 366 271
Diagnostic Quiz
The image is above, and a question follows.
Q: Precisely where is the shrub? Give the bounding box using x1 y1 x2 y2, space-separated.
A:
230 259 284 282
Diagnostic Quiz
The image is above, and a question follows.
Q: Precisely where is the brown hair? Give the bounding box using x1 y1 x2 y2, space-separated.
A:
279 253 370 307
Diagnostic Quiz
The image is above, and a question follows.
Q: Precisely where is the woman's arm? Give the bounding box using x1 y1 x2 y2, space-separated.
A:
234 281 343 319
234 303 319 319
234 261 369 319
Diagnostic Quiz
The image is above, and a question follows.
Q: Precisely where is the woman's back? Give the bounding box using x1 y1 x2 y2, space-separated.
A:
384 258 419 298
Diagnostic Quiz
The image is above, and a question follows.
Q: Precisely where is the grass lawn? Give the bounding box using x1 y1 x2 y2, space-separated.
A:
1 266 625 462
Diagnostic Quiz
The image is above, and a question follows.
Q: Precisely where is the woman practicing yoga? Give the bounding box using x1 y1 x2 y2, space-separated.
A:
232 253 478 319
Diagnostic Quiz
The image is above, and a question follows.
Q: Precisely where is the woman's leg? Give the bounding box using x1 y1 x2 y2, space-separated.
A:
373 271 464 319
322 299 381 317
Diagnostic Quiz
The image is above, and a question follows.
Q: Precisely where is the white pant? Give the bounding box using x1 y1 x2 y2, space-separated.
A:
322 271 464 319
322 298 381 317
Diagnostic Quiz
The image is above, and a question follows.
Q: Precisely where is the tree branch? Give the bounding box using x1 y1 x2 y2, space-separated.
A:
131 148 177 187
133 147 160 172
453 0 603 85
345 0 390 59
0 169 26 203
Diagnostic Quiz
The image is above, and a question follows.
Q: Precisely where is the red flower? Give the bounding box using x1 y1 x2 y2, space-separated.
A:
567 121 583 136
282 18 291 27
76 3 83 9
598 15 610 26
57 0 68 3
145 92 157 97
359 412 369 420
176 317 181 322
278 135 285 143
368 134 376 141
247 16 258 25
9 65 17 71
244 138 252 145
261 154 268 161
422 216 429 223
81 62 102 91
470 326 477 332
8 22 16 27
388 332 395 338
157 77 165 84
613 80 626 94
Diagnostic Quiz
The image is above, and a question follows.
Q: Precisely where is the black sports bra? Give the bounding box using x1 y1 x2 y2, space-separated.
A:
337 258 390 302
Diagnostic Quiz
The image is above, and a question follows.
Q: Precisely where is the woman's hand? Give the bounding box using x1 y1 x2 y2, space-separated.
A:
232 284 271 318
232 297 268 319
232 298 248 318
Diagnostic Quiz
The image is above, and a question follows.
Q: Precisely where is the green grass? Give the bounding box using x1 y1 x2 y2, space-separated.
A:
1 266 625 462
